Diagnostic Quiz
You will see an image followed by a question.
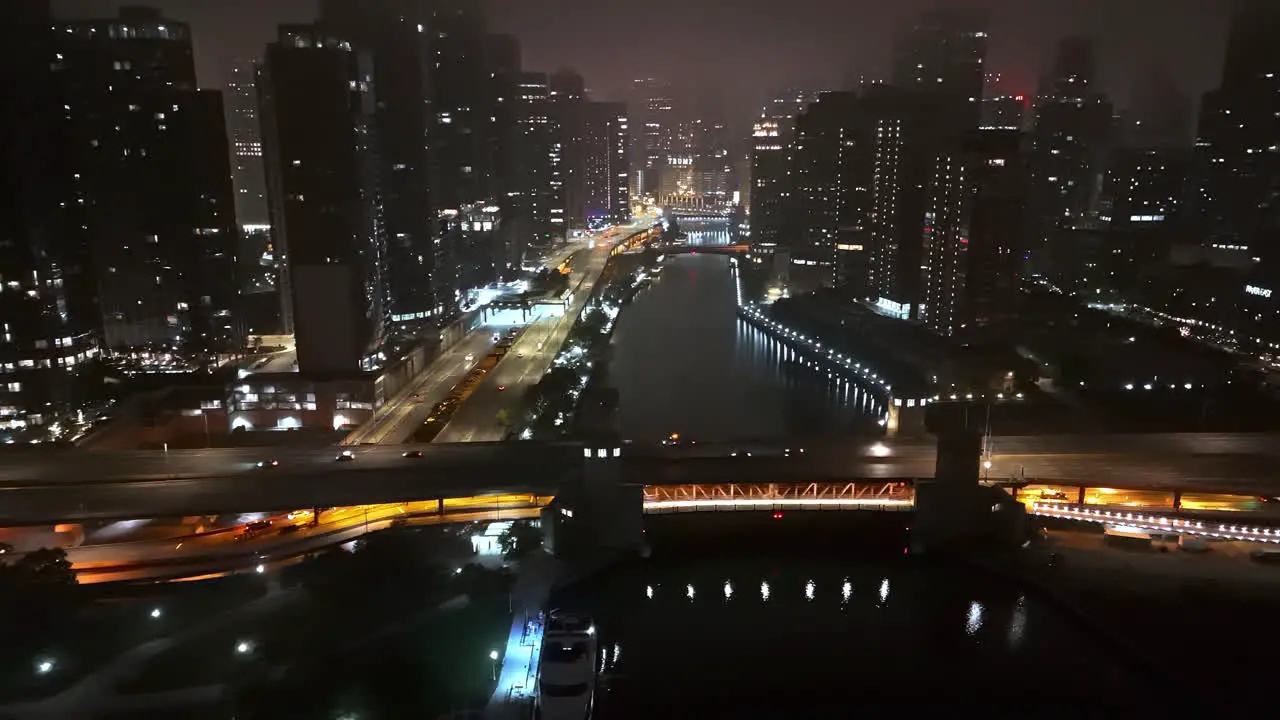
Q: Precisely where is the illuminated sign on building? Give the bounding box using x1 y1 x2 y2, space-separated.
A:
1246 284 1273 299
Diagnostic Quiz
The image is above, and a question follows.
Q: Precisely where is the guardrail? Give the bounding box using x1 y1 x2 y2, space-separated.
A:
1030 502 1280 544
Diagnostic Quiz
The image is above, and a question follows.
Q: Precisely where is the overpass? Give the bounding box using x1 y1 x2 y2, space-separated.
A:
3 433 1280 524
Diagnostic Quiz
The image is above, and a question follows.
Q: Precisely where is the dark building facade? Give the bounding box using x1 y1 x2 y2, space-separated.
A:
56 7 242 354
891 8 989 132
0 1 100 430
260 24 386 374
584 101 632 225
319 0 439 323
226 59 269 229
789 91 868 290
1027 36 1115 286
919 131 1029 336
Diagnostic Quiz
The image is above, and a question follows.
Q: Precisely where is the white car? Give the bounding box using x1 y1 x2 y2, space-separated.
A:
464 353 475 363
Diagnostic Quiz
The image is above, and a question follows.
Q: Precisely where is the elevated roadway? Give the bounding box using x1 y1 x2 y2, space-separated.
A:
4 433 1280 523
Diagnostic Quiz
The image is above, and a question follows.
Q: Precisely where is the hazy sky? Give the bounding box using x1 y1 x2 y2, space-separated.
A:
55 0 1232 116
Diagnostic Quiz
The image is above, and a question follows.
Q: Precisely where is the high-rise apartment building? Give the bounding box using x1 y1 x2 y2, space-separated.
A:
512 72 558 258
226 60 269 228
583 102 631 224
550 69 586 234
789 91 868 288
1027 37 1115 282
1192 0 1280 265
891 8 989 132
1097 147 1191 300
55 6 242 353
919 131 1029 336
0 0 100 430
259 24 386 374
748 91 816 257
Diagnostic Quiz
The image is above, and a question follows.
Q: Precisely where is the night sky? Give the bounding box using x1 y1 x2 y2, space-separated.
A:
55 0 1231 118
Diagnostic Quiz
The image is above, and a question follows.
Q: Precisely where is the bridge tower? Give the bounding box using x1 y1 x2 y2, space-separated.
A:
910 427 1027 554
541 387 645 560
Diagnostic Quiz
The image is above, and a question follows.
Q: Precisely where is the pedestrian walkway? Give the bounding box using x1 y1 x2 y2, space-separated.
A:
484 552 563 720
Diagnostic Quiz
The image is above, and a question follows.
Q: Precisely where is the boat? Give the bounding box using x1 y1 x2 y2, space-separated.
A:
535 611 598 719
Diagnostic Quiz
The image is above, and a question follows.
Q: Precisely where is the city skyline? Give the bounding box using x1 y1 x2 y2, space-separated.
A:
53 0 1232 115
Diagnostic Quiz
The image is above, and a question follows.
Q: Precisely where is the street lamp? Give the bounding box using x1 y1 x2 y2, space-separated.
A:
150 607 162 619
236 640 253 656
489 649 499 680
35 659 54 675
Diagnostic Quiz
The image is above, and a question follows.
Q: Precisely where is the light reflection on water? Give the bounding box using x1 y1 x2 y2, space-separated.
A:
553 557 1163 713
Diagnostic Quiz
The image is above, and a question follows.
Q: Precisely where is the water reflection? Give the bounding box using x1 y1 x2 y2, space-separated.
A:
1008 595 1027 649
966 601 985 636
551 557 1174 713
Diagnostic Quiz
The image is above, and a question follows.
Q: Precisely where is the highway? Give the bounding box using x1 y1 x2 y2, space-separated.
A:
432 218 656 443
72 504 546 584
6 433 1280 523
341 330 500 445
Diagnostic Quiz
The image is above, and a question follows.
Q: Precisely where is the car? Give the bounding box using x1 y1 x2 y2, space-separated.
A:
335 450 355 462
464 353 475 363
517 351 525 358
498 385 506 391
255 459 279 469
403 450 424 458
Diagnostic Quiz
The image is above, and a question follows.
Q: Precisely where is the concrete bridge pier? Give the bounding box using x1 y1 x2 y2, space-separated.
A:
542 389 644 560
885 402 926 438
910 429 1027 555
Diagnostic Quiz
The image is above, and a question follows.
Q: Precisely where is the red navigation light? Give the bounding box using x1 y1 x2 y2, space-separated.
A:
772 512 784 519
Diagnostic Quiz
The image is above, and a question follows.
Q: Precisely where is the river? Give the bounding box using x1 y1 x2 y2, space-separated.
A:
605 221 885 442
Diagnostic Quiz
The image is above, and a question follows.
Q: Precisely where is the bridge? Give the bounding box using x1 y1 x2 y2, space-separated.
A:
3 432 1280 524
660 243 750 256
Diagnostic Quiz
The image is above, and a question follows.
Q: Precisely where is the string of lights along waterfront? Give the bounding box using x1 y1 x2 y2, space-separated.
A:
605 221 885 441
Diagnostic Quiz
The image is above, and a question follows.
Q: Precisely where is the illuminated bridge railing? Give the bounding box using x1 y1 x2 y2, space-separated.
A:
1031 503 1280 544
642 482 915 514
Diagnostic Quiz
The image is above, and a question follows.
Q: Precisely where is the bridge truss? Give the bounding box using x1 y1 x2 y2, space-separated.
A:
642 482 914 513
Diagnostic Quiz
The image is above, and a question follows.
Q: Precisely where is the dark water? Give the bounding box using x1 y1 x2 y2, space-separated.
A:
551 520 1175 716
606 222 884 442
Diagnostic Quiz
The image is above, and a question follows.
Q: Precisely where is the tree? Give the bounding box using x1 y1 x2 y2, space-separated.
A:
495 408 513 427
498 522 544 559
10 547 77 587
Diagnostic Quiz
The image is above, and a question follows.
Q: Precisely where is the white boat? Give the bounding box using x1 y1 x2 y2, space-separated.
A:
535 612 597 720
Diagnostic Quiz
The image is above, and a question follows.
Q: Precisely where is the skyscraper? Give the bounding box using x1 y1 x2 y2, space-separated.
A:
318 0 439 323
789 91 867 288
226 60 269 228
864 85 949 319
748 91 815 257
0 0 100 430
259 24 386 374
1192 0 1280 264
920 131 1029 336
550 69 587 234
891 8 989 132
513 71 558 258
583 101 632 224
55 6 242 353
1027 37 1115 282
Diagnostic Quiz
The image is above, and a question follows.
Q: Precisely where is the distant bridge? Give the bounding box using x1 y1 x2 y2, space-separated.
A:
662 243 750 256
